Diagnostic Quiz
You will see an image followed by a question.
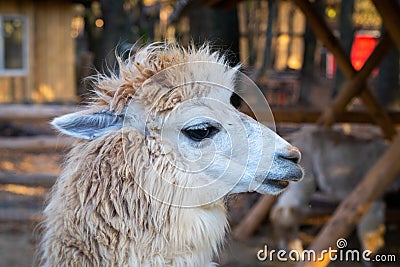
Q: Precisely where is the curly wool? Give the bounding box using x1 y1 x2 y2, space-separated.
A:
90 43 234 113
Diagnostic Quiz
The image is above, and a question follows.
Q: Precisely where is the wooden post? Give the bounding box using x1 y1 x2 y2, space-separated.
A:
372 0 400 51
232 195 277 241
270 108 400 124
292 0 396 139
296 134 400 267
317 34 396 139
338 34 392 107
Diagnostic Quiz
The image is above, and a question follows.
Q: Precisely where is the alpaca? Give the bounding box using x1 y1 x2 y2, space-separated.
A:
270 126 399 254
39 43 303 266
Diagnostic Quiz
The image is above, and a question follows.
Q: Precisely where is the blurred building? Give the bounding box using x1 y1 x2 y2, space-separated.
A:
0 0 389 105
0 0 89 103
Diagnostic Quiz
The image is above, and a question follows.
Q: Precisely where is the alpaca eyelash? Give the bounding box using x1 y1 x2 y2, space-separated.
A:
185 123 213 131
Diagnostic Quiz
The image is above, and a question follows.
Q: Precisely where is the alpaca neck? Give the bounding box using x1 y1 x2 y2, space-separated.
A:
44 133 229 266
126 197 228 266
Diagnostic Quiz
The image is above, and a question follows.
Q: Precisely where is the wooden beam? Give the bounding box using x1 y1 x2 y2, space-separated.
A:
372 0 400 51
292 0 396 140
297 134 400 267
232 195 277 241
0 136 73 151
0 104 81 122
0 208 41 223
0 172 57 187
268 108 400 124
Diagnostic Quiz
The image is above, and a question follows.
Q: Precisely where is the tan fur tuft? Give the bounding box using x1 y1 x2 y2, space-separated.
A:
91 43 230 114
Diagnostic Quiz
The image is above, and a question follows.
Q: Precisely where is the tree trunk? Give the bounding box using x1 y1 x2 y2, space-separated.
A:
100 0 130 71
85 4 104 71
260 0 277 76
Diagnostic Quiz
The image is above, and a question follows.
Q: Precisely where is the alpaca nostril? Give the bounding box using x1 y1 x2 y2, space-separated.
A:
280 155 300 164
279 146 301 164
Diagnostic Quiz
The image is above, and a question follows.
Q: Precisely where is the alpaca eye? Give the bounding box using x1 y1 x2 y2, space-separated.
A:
182 125 218 142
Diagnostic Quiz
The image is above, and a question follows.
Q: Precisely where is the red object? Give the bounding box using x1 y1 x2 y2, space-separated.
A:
350 33 379 71
326 52 336 79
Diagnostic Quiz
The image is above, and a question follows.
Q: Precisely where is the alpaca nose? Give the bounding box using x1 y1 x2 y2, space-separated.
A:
278 145 301 164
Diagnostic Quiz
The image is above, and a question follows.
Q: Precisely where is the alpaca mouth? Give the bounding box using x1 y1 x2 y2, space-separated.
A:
263 179 290 190
259 165 303 192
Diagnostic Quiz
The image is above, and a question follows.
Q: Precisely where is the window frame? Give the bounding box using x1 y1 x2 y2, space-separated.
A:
0 14 28 76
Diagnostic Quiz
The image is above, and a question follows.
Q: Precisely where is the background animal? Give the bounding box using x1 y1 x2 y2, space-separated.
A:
270 125 399 254
39 43 303 266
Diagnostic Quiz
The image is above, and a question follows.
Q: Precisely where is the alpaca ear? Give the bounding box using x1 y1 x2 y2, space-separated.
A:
51 110 123 139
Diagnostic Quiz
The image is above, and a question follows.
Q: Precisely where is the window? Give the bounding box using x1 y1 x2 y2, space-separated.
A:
0 15 28 76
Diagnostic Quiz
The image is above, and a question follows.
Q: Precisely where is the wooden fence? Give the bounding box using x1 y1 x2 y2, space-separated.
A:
0 105 79 222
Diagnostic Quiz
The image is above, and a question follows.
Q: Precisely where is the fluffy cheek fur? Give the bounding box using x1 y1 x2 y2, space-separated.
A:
40 129 228 266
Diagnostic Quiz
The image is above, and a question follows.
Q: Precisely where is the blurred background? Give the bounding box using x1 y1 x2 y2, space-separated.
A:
1 0 399 107
0 0 400 266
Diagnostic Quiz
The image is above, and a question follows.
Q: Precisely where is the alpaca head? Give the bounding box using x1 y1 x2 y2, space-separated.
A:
52 43 303 207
